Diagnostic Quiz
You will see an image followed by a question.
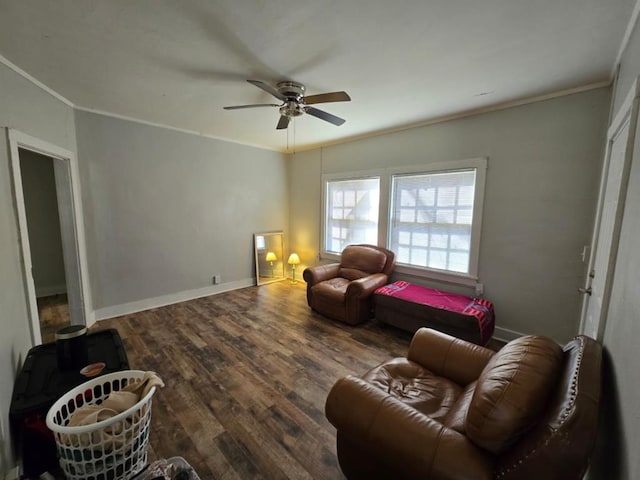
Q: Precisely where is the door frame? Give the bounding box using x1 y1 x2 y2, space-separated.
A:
579 78 640 341
7 129 93 346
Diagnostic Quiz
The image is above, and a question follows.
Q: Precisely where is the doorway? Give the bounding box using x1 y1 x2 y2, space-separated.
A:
8 129 92 346
19 149 69 342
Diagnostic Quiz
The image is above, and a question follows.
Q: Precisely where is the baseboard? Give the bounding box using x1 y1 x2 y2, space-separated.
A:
493 326 525 343
36 284 67 298
94 278 255 321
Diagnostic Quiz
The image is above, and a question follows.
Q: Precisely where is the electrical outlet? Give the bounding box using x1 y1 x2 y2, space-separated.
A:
475 283 484 296
213 275 222 285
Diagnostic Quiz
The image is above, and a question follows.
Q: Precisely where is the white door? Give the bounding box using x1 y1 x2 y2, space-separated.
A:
580 79 639 341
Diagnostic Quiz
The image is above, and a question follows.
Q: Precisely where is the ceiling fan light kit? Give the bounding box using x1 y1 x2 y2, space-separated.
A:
224 79 351 130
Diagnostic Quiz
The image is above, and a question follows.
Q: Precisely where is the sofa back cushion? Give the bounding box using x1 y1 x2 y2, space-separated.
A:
338 245 388 280
465 335 563 454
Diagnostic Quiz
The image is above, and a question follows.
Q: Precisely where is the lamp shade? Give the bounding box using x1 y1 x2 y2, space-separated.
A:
287 253 300 265
265 251 277 262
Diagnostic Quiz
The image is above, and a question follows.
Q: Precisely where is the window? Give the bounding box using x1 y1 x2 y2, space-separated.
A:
389 170 477 274
324 177 380 254
321 158 486 284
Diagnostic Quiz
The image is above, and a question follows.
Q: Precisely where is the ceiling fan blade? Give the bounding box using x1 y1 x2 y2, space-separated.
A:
276 115 290 130
247 79 286 101
304 91 351 105
223 103 280 110
305 106 346 126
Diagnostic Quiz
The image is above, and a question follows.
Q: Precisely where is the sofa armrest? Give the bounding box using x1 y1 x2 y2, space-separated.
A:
303 263 340 286
408 328 495 386
346 273 388 298
326 375 493 479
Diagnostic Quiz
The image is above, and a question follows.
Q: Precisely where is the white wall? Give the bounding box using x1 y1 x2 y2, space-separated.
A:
75 111 288 315
19 149 67 297
0 62 77 476
289 88 611 343
589 13 640 480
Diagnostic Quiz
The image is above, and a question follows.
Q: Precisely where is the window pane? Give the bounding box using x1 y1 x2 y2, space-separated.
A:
418 188 435 206
398 246 411 263
398 231 411 245
390 170 476 274
325 177 380 254
411 248 428 266
429 250 447 270
448 252 469 273
450 233 470 250
430 232 448 248
413 232 429 247
400 208 415 222
456 208 473 224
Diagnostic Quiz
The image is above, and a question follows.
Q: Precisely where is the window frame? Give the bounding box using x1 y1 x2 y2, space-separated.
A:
320 158 486 286
321 171 384 261
388 158 487 286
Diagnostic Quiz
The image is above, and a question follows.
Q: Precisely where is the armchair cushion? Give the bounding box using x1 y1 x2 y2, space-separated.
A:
338 245 388 279
361 358 461 421
465 335 563 454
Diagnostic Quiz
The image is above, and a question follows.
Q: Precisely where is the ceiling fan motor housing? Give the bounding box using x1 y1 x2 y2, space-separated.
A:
277 81 305 100
280 100 304 117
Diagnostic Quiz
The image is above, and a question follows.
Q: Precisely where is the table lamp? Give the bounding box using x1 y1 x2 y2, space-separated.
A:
288 253 300 284
265 251 277 277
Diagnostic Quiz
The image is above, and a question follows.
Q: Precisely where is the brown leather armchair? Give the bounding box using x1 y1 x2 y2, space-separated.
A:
326 328 602 480
303 244 395 325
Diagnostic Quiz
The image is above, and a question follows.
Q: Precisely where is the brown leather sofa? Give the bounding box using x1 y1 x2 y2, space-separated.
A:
326 328 602 479
302 244 395 325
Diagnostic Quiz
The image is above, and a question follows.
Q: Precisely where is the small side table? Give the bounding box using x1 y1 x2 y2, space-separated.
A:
9 328 129 478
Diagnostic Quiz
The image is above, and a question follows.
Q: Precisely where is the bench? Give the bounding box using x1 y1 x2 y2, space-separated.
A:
373 281 495 345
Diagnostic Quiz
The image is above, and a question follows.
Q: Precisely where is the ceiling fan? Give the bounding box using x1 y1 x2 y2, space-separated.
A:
224 80 351 130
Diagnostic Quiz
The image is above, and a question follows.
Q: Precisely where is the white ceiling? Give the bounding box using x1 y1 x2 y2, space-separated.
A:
0 0 636 152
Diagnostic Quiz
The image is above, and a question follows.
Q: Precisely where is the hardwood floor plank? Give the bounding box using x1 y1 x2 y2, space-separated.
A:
93 281 500 478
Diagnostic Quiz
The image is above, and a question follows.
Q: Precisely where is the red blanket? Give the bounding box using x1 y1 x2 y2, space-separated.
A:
375 281 495 345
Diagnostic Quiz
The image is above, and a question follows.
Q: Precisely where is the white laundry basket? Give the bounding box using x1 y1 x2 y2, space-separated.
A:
46 370 158 480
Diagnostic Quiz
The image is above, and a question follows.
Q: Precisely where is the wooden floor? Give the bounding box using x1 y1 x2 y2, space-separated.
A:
94 281 415 479
37 294 70 343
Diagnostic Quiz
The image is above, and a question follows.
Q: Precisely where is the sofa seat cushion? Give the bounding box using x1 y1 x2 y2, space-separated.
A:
465 335 563 454
362 358 462 422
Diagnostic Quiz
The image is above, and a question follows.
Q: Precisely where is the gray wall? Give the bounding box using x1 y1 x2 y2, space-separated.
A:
19 149 67 297
75 111 288 311
589 16 640 480
289 88 611 343
0 62 77 476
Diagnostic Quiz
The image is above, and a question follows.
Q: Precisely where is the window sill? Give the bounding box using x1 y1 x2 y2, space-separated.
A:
393 264 478 287
321 252 479 288
320 252 342 263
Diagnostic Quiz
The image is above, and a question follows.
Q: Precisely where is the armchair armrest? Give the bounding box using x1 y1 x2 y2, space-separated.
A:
326 375 493 479
408 328 495 386
303 263 340 286
346 273 388 298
